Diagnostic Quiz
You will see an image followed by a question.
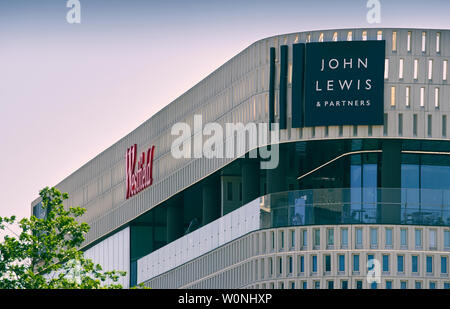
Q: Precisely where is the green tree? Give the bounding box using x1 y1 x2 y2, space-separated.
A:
0 187 126 289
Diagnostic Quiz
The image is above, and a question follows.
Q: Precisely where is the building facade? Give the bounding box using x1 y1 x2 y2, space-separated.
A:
32 28 450 289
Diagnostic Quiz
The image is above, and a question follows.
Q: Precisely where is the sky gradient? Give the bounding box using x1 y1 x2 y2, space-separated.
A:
1 0 450 234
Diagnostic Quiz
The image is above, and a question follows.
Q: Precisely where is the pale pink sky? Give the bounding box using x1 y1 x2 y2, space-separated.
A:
1 0 449 233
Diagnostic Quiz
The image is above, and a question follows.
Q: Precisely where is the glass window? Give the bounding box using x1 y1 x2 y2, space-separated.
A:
347 31 352 41
356 228 363 246
397 255 404 273
420 87 425 107
353 254 360 272
392 31 397 51
428 59 433 80
377 30 382 40
426 256 433 273
384 58 389 79
371 282 377 289
386 281 392 289
383 255 389 272
339 255 345 272
362 31 367 41
300 255 305 273
319 32 324 42
314 229 320 247
407 31 412 52
413 114 418 137
325 255 331 272
422 31 426 52
302 229 307 247
399 58 404 79
356 280 363 289
442 256 448 274
428 114 432 137
429 229 437 249
385 228 393 246
400 229 408 246
390 86 396 107
312 255 317 273
290 230 295 248
445 230 450 248
414 59 419 80
327 228 334 246
443 60 448 81
341 280 348 289
430 282 436 289
400 281 407 289
341 228 348 247
314 281 320 289
415 229 422 247
332 32 338 42
327 281 334 289
405 86 410 107
443 115 447 137
415 281 422 289
302 281 307 289
398 114 403 136
370 228 378 247
412 255 419 273
445 283 450 289
434 88 439 108
436 32 441 53
368 254 375 271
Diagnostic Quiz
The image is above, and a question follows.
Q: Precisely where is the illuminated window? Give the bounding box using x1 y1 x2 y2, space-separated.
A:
362 31 367 41
422 31 426 52
347 31 352 41
414 59 419 80
306 34 311 43
399 58 404 79
390 86 396 107
392 31 397 51
443 60 448 81
436 32 441 53
288 62 292 84
377 30 382 40
319 32 324 42
407 31 412 52
384 58 389 79
428 59 433 80
405 86 411 107
332 32 338 42
420 87 425 107
435 87 440 108
294 35 299 43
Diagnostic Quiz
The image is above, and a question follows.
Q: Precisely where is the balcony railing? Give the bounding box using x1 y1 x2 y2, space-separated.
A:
260 188 450 228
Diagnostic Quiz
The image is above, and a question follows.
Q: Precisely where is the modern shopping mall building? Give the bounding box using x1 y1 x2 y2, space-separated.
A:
32 28 450 289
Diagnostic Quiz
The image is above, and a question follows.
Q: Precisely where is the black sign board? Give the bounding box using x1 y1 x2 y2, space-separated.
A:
302 40 385 127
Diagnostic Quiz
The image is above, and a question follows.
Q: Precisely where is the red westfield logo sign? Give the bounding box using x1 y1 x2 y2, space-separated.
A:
126 144 155 199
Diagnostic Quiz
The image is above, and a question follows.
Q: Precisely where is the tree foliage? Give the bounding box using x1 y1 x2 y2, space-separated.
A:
0 187 126 289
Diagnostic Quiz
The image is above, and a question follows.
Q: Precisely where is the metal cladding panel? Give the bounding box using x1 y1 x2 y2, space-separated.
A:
269 47 276 126
279 45 288 129
292 43 305 128
83 227 130 288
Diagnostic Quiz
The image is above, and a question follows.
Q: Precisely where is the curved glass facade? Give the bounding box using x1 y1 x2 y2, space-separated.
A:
260 188 450 229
